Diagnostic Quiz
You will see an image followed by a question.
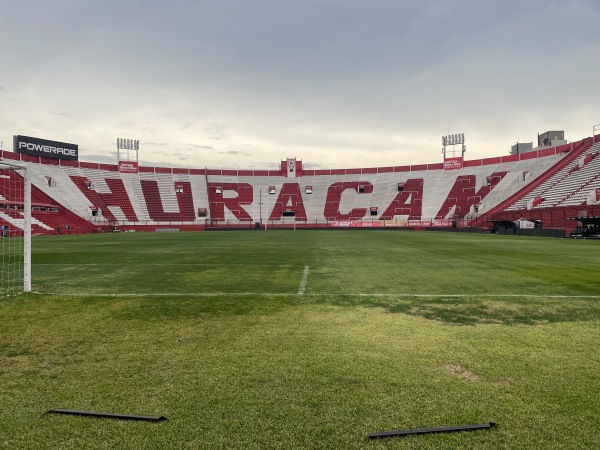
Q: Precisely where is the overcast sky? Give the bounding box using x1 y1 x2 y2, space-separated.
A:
1 0 599 170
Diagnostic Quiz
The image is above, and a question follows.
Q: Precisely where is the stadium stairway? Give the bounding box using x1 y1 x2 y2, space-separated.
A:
541 144 600 208
470 138 593 228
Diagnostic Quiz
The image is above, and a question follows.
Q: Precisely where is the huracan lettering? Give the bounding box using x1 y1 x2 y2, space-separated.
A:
69 176 138 222
324 181 373 221
378 178 423 220
208 183 253 221
435 171 507 219
268 183 307 221
140 180 196 221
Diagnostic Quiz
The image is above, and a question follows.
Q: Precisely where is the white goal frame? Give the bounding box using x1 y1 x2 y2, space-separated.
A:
0 161 31 293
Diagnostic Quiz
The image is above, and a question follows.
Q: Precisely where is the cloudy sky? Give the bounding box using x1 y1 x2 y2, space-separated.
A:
1 0 599 170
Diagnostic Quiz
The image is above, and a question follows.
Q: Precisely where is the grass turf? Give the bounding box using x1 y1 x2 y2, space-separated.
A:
1 230 599 449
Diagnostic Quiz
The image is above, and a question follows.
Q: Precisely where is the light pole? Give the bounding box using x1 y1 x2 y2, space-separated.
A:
259 189 263 228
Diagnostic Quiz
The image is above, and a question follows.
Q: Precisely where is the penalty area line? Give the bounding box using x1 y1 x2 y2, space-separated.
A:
297 266 310 295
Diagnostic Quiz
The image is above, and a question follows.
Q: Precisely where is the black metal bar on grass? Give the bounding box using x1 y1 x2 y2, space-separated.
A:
45 409 167 422
368 422 497 439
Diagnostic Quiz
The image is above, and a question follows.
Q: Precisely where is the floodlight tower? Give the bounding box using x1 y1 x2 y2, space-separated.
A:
441 133 466 171
117 138 140 165
442 133 466 159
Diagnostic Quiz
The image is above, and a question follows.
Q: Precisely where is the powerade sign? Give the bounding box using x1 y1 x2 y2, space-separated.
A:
13 135 78 161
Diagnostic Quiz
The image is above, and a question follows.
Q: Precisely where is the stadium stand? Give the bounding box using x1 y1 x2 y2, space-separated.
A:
505 142 599 210
0 168 96 235
1 134 600 236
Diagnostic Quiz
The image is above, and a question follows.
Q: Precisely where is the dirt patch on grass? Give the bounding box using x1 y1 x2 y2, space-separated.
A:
492 377 515 388
443 364 479 382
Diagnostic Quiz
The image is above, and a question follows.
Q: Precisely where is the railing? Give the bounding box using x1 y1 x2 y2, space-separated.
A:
29 211 600 236
205 218 473 229
81 217 477 230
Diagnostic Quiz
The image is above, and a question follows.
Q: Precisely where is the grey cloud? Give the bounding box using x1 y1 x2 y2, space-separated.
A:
216 151 236 155
0 1 598 169
79 154 118 164
205 124 229 140
302 162 330 171
48 111 73 118
215 150 251 156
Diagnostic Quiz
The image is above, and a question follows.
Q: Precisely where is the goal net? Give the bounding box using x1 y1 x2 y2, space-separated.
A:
0 162 31 295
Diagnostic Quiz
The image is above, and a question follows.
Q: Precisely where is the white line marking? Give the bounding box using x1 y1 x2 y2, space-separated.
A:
514 249 600 261
297 266 310 295
34 263 298 267
33 291 600 299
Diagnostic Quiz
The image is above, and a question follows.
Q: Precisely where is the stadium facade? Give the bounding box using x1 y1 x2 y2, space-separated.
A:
1 133 599 237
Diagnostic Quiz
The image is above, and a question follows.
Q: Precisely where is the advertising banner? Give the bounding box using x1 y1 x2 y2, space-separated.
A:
118 161 139 174
406 220 454 227
385 220 407 227
14 135 78 161
359 221 385 227
331 220 462 228
443 157 463 171
332 221 386 228
589 188 600 204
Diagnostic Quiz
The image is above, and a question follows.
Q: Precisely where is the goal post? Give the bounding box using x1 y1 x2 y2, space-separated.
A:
0 161 31 295
24 163 31 292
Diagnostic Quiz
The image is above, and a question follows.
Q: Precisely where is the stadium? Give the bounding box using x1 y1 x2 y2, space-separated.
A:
2 130 600 238
1 128 599 449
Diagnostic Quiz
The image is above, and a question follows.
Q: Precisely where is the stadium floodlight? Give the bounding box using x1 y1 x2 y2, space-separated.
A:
117 138 140 168
117 138 140 151
441 133 464 147
441 132 466 160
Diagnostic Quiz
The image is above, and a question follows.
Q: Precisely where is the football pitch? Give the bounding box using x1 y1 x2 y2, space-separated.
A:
1 230 599 449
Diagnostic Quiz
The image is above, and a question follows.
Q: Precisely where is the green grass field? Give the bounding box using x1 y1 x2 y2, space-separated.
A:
1 230 599 449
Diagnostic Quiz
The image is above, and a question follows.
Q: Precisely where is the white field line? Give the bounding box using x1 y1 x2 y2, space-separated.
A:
297 266 310 295
34 263 298 267
31 291 600 299
514 249 600 261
